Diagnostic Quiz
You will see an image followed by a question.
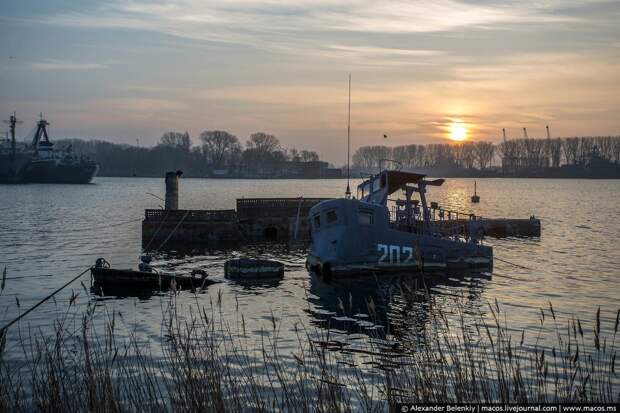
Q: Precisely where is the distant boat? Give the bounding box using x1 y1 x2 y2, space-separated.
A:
471 181 480 203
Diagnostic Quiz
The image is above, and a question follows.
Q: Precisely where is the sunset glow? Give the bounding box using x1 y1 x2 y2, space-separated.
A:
1 1 618 164
449 122 468 142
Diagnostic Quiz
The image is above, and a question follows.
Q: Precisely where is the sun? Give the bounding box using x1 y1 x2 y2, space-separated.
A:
449 122 468 142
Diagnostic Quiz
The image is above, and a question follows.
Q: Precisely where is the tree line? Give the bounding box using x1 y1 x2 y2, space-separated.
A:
57 131 322 177
352 136 620 171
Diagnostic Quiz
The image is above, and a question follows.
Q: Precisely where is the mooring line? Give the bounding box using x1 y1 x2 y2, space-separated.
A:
494 257 533 270
2 274 53 280
154 210 190 252
0 267 91 335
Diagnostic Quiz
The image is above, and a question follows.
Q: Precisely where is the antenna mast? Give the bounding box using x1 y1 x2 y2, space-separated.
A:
2 112 22 158
345 73 351 199
523 127 528 139
546 125 551 139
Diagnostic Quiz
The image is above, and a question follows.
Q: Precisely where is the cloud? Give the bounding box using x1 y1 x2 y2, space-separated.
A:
32 59 106 71
30 0 592 57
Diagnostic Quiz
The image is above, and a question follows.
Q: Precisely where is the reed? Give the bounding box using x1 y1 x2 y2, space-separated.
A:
0 288 618 412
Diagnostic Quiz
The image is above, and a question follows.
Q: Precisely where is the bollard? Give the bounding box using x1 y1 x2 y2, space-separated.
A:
165 170 183 210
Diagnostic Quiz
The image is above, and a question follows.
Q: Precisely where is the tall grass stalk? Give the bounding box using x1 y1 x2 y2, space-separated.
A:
0 288 618 412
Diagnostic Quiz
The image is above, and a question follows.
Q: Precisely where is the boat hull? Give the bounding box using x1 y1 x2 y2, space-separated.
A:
306 198 493 278
24 160 99 184
91 267 212 291
0 152 32 183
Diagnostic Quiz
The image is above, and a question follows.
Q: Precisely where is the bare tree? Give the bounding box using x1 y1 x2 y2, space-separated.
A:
288 148 300 162
246 133 280 157
160 131 191 151
577 137 595 165
596 137 614 160
352 145 392 170
474 141 495 170
613 137 620 162
562 138 579 165
523 138 546 168
300 150 319 162
547 138 562 168
199 130 241 168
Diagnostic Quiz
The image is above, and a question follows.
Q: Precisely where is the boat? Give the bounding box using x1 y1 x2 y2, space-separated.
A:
471 181 480 203
91 257 214 291
306 169 493 278
21 116 99 184
224 258 284 279
0 113 33 183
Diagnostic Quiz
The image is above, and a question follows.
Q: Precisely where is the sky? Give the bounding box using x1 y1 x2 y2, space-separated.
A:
1 0 619 164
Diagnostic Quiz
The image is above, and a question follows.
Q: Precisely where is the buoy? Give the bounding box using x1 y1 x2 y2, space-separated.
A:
471 181 480 203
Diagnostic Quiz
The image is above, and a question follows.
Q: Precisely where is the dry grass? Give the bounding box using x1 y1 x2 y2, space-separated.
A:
0 286 618 412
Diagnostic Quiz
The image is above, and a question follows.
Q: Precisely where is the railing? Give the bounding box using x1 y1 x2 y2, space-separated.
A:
144 209 237 222
236 198 328 208
236 198 328 219
389 203 484 244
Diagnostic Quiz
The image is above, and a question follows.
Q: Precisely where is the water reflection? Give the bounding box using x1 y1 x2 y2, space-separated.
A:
307 270 492 341
90 279 219 300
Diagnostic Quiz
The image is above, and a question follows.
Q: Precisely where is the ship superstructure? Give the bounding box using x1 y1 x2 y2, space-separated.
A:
1 113 99 184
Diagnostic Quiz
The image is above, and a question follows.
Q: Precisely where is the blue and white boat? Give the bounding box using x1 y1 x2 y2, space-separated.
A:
306 170 492 278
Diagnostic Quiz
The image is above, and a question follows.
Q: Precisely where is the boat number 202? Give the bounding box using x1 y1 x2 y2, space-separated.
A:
377 244 414 265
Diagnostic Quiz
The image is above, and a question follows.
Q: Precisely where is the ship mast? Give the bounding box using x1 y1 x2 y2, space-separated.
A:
2 112 22 158
345 74 352 199
31 113 51 153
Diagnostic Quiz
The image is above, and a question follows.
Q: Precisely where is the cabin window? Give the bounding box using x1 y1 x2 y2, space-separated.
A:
313 214 321 229
358 210 373 225
362 182 371 196
326 210 338 223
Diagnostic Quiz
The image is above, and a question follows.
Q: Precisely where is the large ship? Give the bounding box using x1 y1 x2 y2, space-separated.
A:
22 116 100 184
1 113 99 184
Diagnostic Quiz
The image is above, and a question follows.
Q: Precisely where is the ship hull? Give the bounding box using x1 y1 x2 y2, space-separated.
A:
306 198 493 278
23 161 99 184
0 153 32 183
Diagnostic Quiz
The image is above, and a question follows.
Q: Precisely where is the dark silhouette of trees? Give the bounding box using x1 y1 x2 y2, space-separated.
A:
300 150 319 162
352 136 620 172
474 142 495 170
199 130 241 169
56 131 620 177
55 129 330 177
160 132 191 151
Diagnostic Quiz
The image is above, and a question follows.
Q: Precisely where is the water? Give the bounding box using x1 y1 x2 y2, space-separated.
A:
1 178 619 384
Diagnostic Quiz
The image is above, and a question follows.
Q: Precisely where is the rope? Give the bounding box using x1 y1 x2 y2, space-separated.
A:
154 210 190 252
0 267 91 335
53 217 143 234
495 256 533 270
141 210 171 253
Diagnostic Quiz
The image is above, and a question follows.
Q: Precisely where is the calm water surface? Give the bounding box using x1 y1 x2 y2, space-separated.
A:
0 177 619 364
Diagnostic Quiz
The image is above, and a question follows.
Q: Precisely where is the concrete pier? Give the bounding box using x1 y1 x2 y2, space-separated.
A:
142 201 541 251
142 209 239 250
142 198 328 250
429 217 541 238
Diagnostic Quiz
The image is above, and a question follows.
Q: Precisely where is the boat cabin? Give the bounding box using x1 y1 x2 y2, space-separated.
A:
356 170 445 235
